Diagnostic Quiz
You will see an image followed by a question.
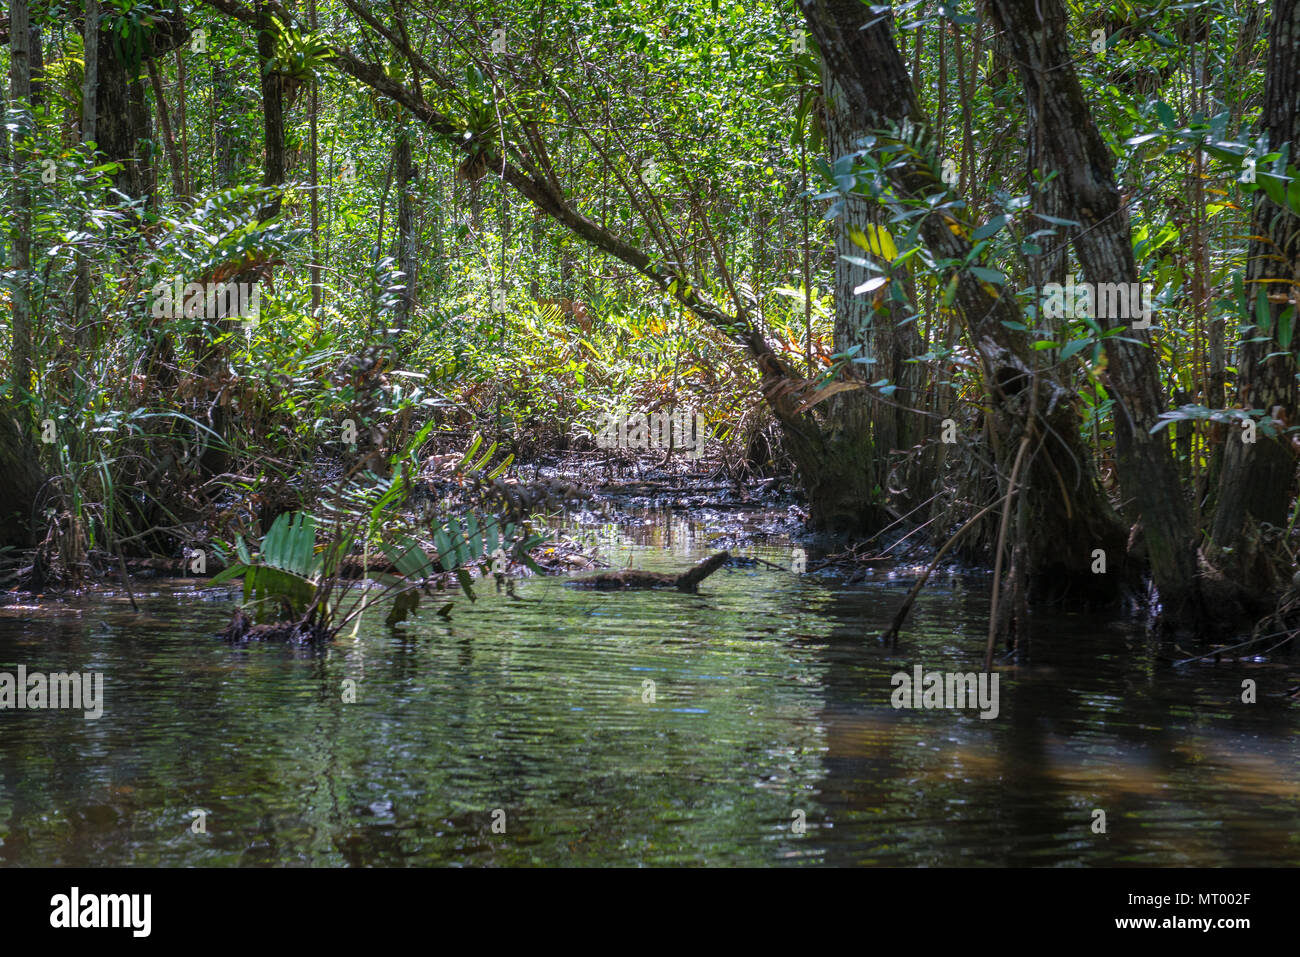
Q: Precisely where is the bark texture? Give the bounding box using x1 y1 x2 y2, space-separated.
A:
985 0 1202 624
1209 0 1300 595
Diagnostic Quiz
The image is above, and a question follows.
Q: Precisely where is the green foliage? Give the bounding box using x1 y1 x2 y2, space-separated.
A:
211 512 322 614
2 0 1292 592
265 17 337 82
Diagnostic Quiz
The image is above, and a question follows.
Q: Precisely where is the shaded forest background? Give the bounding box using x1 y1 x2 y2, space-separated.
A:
3 0 1300 643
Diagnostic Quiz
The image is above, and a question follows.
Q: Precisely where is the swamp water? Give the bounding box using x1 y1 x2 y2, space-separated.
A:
0 508 1297 866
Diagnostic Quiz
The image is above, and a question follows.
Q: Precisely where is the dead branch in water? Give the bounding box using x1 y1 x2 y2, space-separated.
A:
570 551 730 592
882 498 1006 647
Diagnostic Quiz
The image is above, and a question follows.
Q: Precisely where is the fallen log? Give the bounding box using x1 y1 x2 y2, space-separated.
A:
568 551 729 593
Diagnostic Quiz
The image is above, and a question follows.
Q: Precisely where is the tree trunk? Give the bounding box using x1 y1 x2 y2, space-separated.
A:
308 0 321 317
26 11 41 107
72 0 100 348
395 127 419 331
256 0 284 218
146 57 185 198
1209 0 1300 596
799 0 1126 595
92 6 186 204
984 0 1203 627
8 0 33 406
95 39 153 202
818 68 886 532
815 65 932 532
173 49 190 196
213 59 238 186
2 0 44 546
0 411 44 546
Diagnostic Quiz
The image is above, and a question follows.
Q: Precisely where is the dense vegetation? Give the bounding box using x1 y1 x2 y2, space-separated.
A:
3 0 1300 645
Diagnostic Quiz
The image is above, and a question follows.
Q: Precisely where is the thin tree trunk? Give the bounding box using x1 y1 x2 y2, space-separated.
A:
395 127 419 331
213 59 236 186
146 57 185 198
173 48 190 195
308 0 321 317
72 0 99 349
8 0 33 406
27 14 42 108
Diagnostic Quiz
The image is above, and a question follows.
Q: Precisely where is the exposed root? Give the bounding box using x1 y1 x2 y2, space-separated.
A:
221 607 331 645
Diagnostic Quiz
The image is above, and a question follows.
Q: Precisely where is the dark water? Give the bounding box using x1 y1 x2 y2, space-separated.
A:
1 509 1297 866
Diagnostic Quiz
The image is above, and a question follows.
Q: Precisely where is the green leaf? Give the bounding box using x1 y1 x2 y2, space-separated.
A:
445 518 465 568
383 536 434 579
454 568 477 601
1060 338 1093 361
471 442 499 474
940 274 959 307
972 216 1007 242
457 434 483 470
1278 306 1294 350
1034 213 1081 227
245 566 315 616
1258 171 1289 208
1256 287 1272 335
968 266 1004 285
385 589 420 626
853 276 888 295
209 562 251 586
433 526 455 568
260 512 316 576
